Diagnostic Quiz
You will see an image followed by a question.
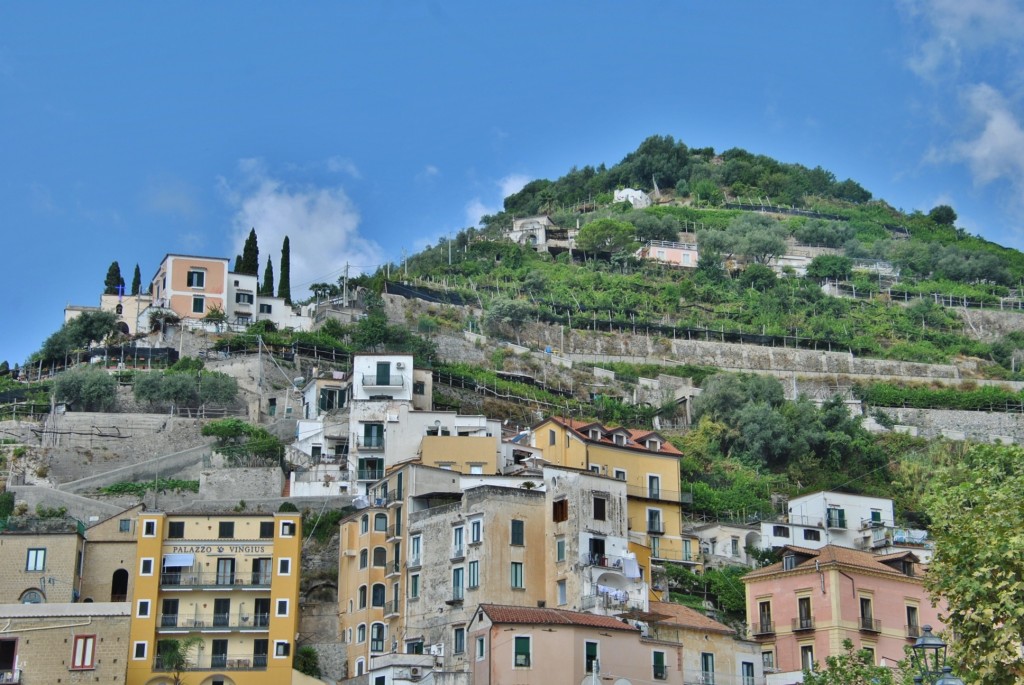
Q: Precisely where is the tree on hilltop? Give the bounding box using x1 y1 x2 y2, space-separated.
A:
104 261 125 295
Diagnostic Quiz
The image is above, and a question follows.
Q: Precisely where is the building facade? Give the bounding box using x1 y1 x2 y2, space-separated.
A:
125 511 302 685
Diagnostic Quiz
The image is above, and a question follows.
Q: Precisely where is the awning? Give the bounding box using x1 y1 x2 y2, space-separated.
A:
163 553 195 568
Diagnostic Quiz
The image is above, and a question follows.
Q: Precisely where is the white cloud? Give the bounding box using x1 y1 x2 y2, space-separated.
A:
902 0 1024 78
464 198 493 228
143 178 199 219
219 159 382 295
416 165 440 183
325 156 361 179
463 173 533 227
498 173 530 200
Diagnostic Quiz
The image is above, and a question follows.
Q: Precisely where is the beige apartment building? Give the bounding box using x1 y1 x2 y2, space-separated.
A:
79 504 144 603
0 516 85 604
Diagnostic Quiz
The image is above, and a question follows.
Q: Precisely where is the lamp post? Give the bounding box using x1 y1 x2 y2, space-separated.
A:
912 625 965 685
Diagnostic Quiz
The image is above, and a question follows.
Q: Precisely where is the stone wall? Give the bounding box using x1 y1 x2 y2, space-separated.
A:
9 484 126 521
876 407 1024 443
199 465 283 500
57 442 212 493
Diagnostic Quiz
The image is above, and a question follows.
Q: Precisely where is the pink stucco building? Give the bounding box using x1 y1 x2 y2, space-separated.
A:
742 545 943 684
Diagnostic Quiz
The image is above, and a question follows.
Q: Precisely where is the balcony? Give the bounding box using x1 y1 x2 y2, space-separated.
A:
792 617 815 631
626 485 684 503
407 555 421 570
0 669 21 684
357 468 385 481
386 524 402 540
361 373 404 388
906 624 922 639
653 664 668 681
750 621 775 636
386 560 401 577
356 437 385 452
157 612 270 631
580 593 645 613
154 653 268 671
647 519 665 535
160 571 272 590
859 616 881 633
579 552 630 571
383 599 400 617
450 545 465 561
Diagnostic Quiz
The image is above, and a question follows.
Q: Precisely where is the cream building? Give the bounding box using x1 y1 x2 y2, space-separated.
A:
79 504 144 603
0 516 85 605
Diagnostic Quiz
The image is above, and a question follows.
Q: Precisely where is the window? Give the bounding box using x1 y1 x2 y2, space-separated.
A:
647 509 663 534
260 521 274 538
454 627 465 654
683 539 692 561
557 580 567 605
168 521 185 539
358 585 367 609
452 568 464 601
360 515 369 534
803 529 821 542
410 535 421 566
593 496 606 521
476 636 485 661
20 589 43 604
862 646 876 665
548 429 556 446
119 519 131 533
514 636 531 667
556 538 566 562
25 548 46 571
276 599 289 617
373 547 387 567
731 538 740 556
187 270 205 288
772 525 789 537
552 499 568 523
71 635 96 670
468 560 480 588
371 623 385 652
826 506 847 529
140 558 154 576
453 526 464 557
783 554 797 571
409 573 420 599
648 474 661 498
143 519 156 537
797 597 813 629
133 642 147 660
585 641 599 673
413 381 425 395
260 303 272 314
511 519 524 546
274 641 291 658
470 519 482 543
742 661 755 685
701 652 715 685
511 562 524 589
860 597 876 630
278 558 291 575
371 584 385 607
280 521 296 537
757 601 773 633
357 624 366 643
218 521 234 538
137 599 151 618
801 645 815 672
374 514 388 532
653 650 667 680
192 296 205 314
907 605 920 637
359 549 368 568
762 650 775 671
235 292 254 304
613 468 626 480
589 464 601 474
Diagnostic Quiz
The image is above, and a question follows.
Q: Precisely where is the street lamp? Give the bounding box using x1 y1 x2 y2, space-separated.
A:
912 625 965 685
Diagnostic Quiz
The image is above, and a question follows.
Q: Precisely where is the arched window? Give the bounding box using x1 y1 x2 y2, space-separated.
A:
360 515 369 534
20 589 44 604
372 547 387 567
357 624 366 643
371 583 385 607
370 622 386 652
111 568 129 601
359 549 368 569
358 585 367 609
356 658 365 676
374 514 387 532
115 304 123 315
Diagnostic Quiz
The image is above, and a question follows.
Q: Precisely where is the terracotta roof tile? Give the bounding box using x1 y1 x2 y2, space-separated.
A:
648 601 734 634
550 417 683 456
743 544 920 581
479 604 638 632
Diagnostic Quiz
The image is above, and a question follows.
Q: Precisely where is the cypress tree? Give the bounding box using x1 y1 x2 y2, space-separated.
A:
131 264 142 296
278 236 291 304
233 254 243 273
103 261 124 295
262 257 274 296
240 228 260 276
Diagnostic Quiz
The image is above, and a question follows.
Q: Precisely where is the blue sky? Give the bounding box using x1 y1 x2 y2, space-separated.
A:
2 1 1024 365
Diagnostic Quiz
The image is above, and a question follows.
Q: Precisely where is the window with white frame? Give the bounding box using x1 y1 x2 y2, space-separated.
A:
557 579 567 605
186 270 205 288
514 636 531 667
25 547 45 571
585 641 599 673
613 468 626 481
278 558 291 575
191 296 205 314
470 519 482 543
468 560 479 588
133 641 147 660
476 636 485 660
137 599 150 618
453 627 465 654
357 624 366 643
276 599 289 617
280 520 296 537
274 640 291 658
511 562 524 589
409 573 420 599
556 537 565 562
142 519 156 537
140 558 153 576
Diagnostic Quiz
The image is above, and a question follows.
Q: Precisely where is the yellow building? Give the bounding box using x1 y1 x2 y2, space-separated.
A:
125 511 303 685
533 417 702 590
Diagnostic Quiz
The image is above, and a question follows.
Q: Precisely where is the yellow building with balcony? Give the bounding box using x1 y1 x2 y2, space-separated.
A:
533 417 702 588
125 511 303 685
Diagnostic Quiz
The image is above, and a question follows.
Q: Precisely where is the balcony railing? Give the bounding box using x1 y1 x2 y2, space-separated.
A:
0 669 21 684
906 624 922 639
750 621 775 636
361 373 404 387
407 555 421 569
579 552 629 570
647 519 665 534
157 613 270 630
386 524 402 539
792 617 815 631
154 653 268 671
384 599 400 616
625 484 685 503
357 468 385 480
356 437 385 451
581 593 645 613
650 548 703 564
451 545 465 560
653 664 668 681
859 616 881 632
387 559 401 576
160 571 272 589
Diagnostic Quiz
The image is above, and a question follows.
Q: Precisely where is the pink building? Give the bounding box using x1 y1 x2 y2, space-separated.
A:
742 545 943 684
636 240 699 268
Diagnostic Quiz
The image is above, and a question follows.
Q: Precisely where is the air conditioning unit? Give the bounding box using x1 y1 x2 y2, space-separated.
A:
396 362 406 369
410 667 421 680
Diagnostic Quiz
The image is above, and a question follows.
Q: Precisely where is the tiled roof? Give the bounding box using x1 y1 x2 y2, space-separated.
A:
743 544 919 580
0 602 131 618
548 417 683 456
648 601 734 634
479 604 638 632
